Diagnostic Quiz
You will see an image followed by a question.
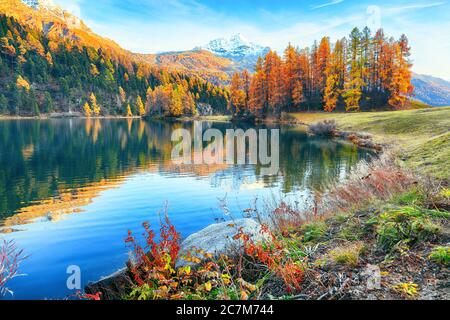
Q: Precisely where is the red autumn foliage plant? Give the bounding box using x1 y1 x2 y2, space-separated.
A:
237 224 305 293
125 216 181 287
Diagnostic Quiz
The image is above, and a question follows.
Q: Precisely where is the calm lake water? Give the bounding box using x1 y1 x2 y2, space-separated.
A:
0 119 373 300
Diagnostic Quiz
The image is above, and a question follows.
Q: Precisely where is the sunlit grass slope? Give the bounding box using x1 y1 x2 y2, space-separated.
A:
290 107 450 180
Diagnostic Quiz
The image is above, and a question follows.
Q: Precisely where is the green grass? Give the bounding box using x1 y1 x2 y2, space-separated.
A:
429 246 450 266
300 221 328 243
289 107 450 179
371 206 445 251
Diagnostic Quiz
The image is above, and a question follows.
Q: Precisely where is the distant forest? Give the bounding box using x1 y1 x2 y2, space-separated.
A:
0 15 229 117
229 27 414 118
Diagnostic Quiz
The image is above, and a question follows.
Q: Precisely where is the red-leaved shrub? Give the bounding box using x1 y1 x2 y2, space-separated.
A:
0 239 26 296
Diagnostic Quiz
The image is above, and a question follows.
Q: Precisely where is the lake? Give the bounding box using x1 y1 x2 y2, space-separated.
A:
0 119 373 300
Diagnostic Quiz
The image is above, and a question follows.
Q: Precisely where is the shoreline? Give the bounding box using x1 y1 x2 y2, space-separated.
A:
0 115 143 120
0 112 386 153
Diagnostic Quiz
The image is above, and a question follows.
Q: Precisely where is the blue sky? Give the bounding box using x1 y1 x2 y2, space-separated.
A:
53 0 450 79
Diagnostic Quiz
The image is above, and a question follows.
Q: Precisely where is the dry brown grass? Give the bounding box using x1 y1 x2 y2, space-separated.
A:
322 152 417 215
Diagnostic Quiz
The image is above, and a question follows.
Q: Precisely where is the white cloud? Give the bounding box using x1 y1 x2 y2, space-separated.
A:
387 1 447 13
312 0 344 10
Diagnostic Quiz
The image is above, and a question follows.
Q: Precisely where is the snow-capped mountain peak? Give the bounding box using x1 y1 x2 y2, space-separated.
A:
21 0 83 29
22 0 56 11
201 34 269 57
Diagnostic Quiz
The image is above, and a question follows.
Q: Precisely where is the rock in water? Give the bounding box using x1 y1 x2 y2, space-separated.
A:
177 218 268 267
85 268 132 300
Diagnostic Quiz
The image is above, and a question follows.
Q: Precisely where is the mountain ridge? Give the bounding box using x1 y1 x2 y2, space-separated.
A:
411 73 450 106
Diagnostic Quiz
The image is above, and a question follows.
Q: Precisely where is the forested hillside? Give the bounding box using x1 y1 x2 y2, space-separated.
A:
229 27 414 119
0 14 229 116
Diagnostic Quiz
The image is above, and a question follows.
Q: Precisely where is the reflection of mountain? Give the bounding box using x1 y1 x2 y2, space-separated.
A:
0 119 372 228
1 178 124 231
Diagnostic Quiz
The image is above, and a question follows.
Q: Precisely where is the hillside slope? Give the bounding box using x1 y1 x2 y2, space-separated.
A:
0 10 229 116
412 73 450 106
0 0 134 67
137 34 271 84
134 50 233 85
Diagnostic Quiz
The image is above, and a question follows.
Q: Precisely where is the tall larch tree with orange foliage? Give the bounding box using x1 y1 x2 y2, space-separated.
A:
229 72 246 116
316 37 331 102
343 28 364 111
324 39 345 112
265 50 284 116
249 57 267 117
387 35 414 109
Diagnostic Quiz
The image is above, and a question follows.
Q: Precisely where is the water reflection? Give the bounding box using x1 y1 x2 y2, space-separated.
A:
0 119 371 229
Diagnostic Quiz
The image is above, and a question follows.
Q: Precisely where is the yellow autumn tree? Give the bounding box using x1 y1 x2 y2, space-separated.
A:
83 102 92 117
136 96 146 116
90 93 101 116
45 52 53 65
169 88 183 117
126 104 133 117
16 75 30 91
90 63 100 76
323 40 344 112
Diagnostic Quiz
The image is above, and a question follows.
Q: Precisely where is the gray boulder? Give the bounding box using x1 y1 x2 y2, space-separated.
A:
177 218 269 267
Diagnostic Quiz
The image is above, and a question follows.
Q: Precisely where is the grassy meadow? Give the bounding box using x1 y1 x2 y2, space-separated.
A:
289 107 450 180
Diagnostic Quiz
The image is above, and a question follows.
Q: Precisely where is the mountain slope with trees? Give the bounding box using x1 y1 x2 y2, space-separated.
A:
0 2 229 116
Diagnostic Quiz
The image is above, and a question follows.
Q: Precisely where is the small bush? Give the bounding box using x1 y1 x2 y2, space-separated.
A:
308 120 337 137
123 219 261 300
243 226 305 294
429 246 450 266
300 221 327 243
374 207 443 251
328 242 365 267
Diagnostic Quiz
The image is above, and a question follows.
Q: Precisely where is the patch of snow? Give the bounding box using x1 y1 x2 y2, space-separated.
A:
201 33 269 58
